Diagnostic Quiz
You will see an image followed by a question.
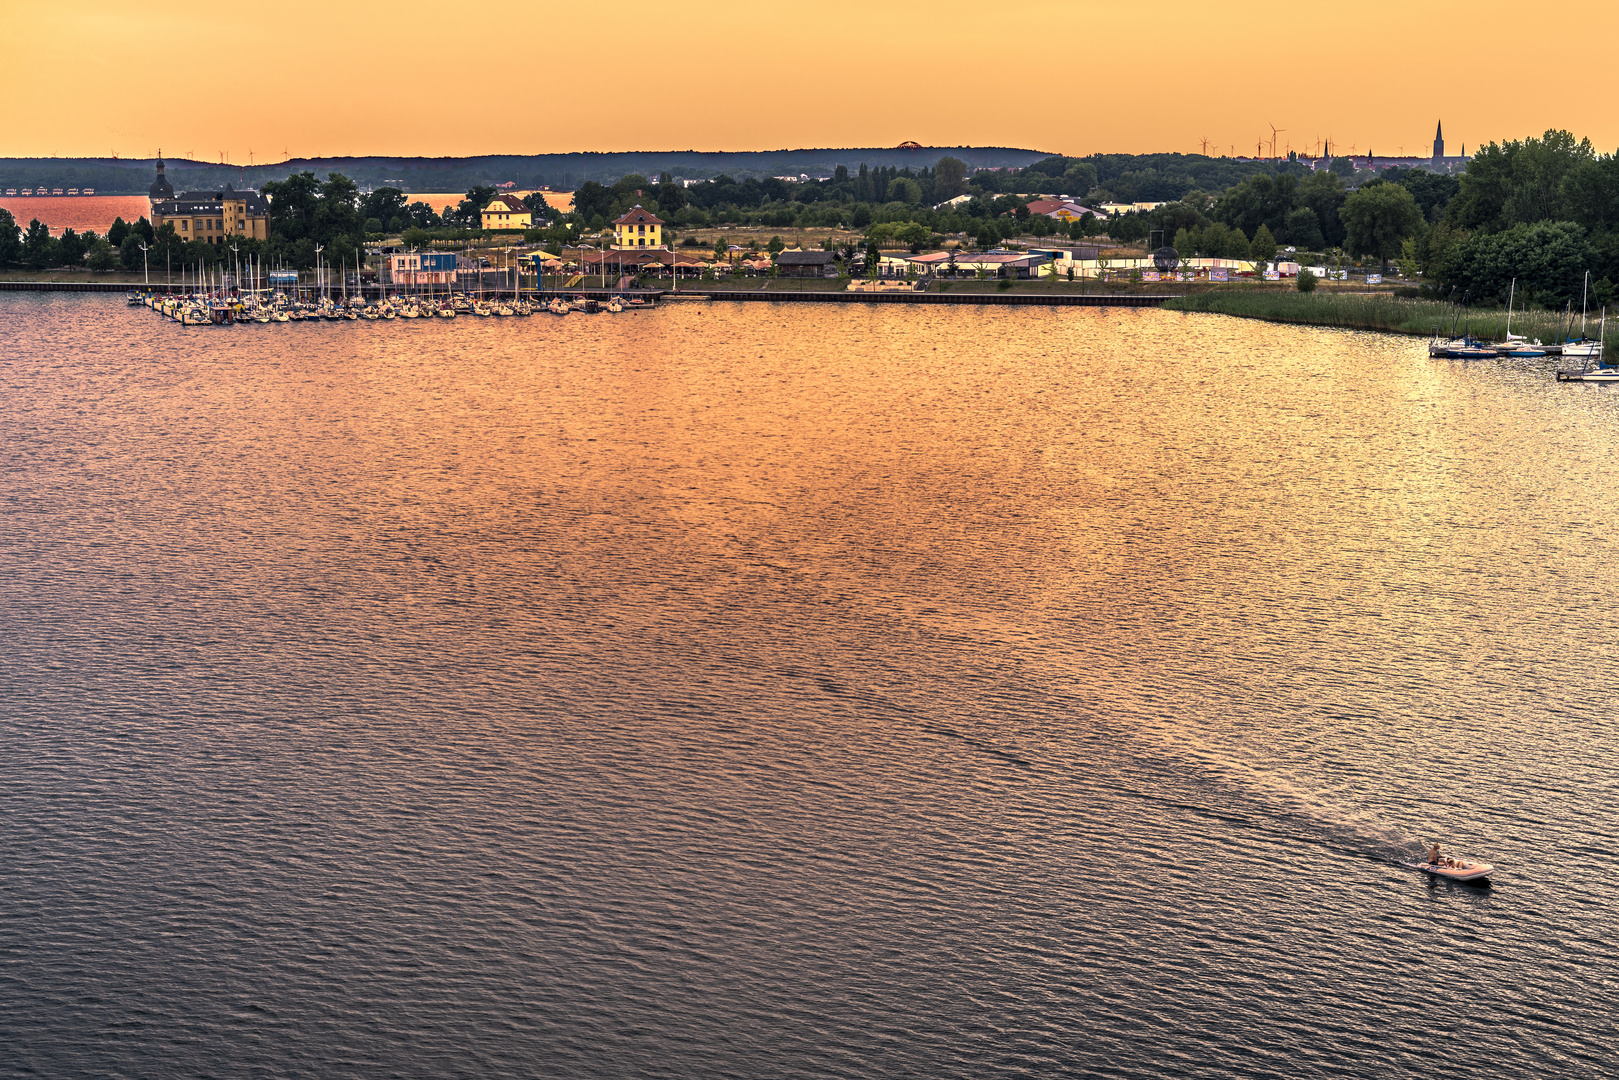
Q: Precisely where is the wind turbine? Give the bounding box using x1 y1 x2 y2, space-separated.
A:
1269 123 1286 159
1199 135 1212 156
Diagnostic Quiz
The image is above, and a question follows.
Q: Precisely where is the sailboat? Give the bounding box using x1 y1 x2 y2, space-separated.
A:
1556 307 1611 380
1497 279 1546 357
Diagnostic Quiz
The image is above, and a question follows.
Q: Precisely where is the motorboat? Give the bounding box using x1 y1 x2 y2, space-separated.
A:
1399 855 1494 883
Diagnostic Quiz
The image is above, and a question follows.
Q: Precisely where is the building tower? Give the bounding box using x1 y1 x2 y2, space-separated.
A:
149 151 173 210
1433 121 1445 163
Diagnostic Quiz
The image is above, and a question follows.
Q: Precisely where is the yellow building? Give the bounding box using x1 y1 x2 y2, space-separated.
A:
148 157 271 243
613 205 664 249
480 193 533 231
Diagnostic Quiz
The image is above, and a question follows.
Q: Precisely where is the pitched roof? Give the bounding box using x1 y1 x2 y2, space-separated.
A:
156 187 270 215
613 204 664 226
775 250 837 265
483 193 530 214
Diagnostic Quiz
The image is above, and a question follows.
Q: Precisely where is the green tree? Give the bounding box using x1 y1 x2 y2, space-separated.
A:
1447 130 1594 232
149 223 185 272
934 156 968 200
656 181 687 216
713 235 728 259
1222 225 1250 260
766 235 785 257
1062 162 1098 196
402 226 432 249
1438 220 1592 305
850 203 873 229
406 201 441 229
315 173 362 241
572 181 612 223
1558 154 1619 232
108 217 130 246
1296 171 1348 247
263 171 321 241
57 228 86 268
0 208 21 267
1296 267 1318 292
86 237 118 273
452 184 497 227
22 219 56 268
1283 207 1324 250
359 187 408 227
119 233 145 272
1342 182 1424 271
887 177 922 204
1249 223 1279 269
895 221 929 252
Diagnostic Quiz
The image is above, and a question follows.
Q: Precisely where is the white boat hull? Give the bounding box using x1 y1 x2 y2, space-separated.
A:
1400 859 1493 883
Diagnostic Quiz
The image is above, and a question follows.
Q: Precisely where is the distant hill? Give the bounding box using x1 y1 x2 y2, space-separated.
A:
0 147 1050 195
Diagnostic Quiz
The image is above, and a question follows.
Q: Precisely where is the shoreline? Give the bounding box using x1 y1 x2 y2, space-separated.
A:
0 279 1176 307
1160 290 1612 346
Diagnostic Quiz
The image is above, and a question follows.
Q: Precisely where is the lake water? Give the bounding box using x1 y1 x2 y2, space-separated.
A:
0 195 152 236
2 296 1615 1078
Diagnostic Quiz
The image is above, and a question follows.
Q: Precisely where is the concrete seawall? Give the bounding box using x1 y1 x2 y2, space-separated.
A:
682 289 1174 307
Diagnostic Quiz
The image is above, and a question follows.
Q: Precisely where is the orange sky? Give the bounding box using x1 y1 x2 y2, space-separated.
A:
6 0 1618 162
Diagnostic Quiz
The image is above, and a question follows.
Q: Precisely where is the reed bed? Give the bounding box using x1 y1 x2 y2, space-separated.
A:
1162 290 1612 346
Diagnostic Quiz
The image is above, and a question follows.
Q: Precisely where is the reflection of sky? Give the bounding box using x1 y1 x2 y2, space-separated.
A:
0 195 150 236
4 295 1618 1076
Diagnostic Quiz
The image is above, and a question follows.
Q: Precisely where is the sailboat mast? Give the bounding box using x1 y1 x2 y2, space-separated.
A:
1582 271 1590 338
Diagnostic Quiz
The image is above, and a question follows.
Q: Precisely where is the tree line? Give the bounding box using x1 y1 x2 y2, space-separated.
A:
0 171 516 273
8 135 1618 301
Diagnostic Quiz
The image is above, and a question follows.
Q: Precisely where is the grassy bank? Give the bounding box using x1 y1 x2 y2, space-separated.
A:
1162 290 1608 345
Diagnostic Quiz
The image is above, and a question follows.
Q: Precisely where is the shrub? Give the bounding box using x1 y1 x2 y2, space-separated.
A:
1296 268 1318 293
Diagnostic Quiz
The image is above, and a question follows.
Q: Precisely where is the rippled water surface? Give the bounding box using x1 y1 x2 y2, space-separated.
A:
2 295 1616 1078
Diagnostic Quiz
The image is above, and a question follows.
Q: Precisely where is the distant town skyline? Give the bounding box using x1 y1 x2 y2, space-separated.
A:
5 0 1617 161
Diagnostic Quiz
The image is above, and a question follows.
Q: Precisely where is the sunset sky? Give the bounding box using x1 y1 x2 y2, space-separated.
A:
6 0 1617 162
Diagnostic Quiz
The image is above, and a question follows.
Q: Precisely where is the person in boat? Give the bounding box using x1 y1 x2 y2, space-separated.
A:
1429 844 1441 865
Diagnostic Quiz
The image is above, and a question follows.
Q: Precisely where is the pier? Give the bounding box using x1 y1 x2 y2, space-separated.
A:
3 280 1178 307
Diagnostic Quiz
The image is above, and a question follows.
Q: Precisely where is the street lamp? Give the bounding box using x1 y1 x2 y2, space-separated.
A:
138 241 149 287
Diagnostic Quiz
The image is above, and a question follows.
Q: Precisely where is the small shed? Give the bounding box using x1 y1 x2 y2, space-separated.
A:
775 250 839 278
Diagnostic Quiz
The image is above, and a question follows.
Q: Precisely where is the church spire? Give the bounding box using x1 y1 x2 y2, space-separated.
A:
1433 122 1445 161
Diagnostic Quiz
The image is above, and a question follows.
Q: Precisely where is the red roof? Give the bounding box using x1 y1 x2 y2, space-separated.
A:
484 193 530 214
613 204 665 226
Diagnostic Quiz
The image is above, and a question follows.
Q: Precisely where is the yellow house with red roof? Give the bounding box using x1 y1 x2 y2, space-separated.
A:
481 193 533 230
613 205 664 249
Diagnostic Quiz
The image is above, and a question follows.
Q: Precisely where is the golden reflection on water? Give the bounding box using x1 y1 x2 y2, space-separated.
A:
5 295 1619 1078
